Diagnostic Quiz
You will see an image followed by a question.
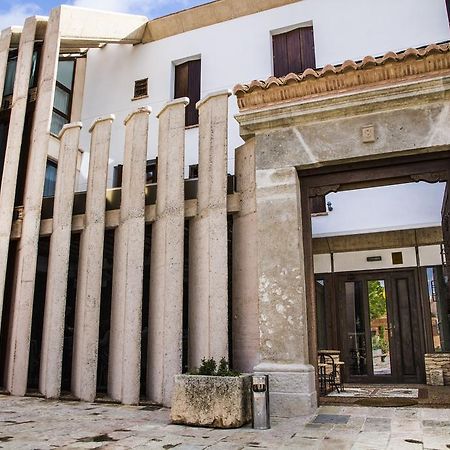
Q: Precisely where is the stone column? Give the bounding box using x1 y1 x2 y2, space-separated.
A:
0 26 13 332
39 123 82 398
0 20 40 337
71 115 113 402
188 90 230 369
108 107 150 405
232 139 259 373
253 166 316 417
147 98 188 406
5 11 61 396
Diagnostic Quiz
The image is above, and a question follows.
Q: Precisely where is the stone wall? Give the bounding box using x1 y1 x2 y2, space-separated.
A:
425 353 450 385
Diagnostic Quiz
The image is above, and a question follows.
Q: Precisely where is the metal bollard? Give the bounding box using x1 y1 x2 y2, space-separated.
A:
251 374 270 429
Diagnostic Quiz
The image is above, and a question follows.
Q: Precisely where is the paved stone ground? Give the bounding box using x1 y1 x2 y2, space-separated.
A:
1 395 450 449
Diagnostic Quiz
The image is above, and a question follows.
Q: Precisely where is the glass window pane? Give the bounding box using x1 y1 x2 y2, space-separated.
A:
56 60 75 90
345 281 367 376
368 280 391 375
427 266 450 352
43 161 57 197
4 57 17 96
50 111 68 135
316 279 328 350
29 50 38 88
54 86 70 115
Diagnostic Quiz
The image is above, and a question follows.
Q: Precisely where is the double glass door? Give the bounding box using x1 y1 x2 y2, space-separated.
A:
337 271 425 383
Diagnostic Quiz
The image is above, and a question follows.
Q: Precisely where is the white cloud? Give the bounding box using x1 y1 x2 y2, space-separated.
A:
0 3 41 31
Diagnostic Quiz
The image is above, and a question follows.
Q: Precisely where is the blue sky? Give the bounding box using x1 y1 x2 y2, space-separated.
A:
0 0 210 30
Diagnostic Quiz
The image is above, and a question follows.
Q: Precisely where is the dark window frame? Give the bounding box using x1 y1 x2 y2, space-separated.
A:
174 58 201 127
51 58 76 136
310 194 327 215
133 78 148 99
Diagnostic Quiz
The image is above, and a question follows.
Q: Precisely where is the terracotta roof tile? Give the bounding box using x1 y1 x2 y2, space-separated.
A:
233 43 450 110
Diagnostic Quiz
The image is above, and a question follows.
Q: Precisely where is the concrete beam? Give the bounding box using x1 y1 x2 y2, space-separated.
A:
39 123 82 399
58 5 147 44
72 115 113 402
108 107 150 405
148 98 188 406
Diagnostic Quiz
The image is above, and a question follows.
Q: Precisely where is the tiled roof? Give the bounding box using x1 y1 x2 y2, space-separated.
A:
233 43 450 110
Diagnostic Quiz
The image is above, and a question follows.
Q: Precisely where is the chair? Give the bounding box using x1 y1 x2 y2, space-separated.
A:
318 352 345 395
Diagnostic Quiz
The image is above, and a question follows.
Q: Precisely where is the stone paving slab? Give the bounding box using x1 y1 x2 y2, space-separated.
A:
1 395 450 449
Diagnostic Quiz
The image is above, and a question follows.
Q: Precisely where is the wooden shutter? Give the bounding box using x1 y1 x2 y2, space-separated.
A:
273 26 315 77
174 59 201 127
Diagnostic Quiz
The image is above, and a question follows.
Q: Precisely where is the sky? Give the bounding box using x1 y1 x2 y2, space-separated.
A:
0 0 210 30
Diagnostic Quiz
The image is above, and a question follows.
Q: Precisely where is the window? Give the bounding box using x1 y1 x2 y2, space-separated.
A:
272 26 315 78
133 78 148 99
189 164 198 179
3 54 17 97
447 0 450 23
174 59 201 127
146 158 157 184
310 195 326 214
43 160 57 197
50 59 75 135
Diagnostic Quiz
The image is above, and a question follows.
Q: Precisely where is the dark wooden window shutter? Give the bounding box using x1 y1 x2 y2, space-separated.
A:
134 78 148 98
174 59 201 127
273 26 316 77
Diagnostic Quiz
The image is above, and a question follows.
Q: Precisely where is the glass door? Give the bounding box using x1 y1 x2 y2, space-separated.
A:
340 274 396 382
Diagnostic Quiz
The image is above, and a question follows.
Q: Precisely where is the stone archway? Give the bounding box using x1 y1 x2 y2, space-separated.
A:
233 43 450 417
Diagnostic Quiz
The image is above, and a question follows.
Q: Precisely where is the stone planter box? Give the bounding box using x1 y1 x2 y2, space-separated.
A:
171 374 252 428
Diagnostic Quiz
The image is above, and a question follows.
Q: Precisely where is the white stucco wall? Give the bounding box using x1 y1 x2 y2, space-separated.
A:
312 182 446 237
78 0 450 190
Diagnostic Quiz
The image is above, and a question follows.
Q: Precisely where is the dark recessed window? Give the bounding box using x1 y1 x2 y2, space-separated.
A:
43 159 57 197
189 164 198 179
50 59 76 135
392 252 403 265
134 78 148 99
447 0 450 24
146 158 157 184
174 59 201 127
272 26 316 78
310 195 326 214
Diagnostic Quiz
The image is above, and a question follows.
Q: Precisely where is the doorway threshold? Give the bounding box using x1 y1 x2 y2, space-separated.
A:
320 384 450 408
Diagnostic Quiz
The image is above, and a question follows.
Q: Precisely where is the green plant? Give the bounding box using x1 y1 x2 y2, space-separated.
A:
191 357 241 377
198 357 217 375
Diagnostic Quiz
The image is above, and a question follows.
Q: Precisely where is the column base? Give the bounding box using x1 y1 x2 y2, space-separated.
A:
254 362 317 417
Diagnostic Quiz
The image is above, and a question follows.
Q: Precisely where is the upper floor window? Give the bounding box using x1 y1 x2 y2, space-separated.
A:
3 54 17 97
50 59 75 135
272 25 316 78
174 59 201 127
43 159 57 197
133 78 148 99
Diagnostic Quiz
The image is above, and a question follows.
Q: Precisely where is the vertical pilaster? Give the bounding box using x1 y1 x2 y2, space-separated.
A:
232 139 259 373
108 107 150 405
5 11 61 396
0 20 42 337
0 25 13 335
72 115 113 402
253 166 316 417
188 90 230 369
147 98 188 406
39 123 82 398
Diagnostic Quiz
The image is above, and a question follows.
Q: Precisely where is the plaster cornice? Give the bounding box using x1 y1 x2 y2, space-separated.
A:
233 43 450 112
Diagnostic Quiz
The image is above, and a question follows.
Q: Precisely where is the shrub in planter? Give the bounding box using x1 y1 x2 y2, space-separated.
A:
171 358 252 428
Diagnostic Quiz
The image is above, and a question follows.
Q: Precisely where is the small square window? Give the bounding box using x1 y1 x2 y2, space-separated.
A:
134 78 148 99
189 164 199 179
392 252 403 265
